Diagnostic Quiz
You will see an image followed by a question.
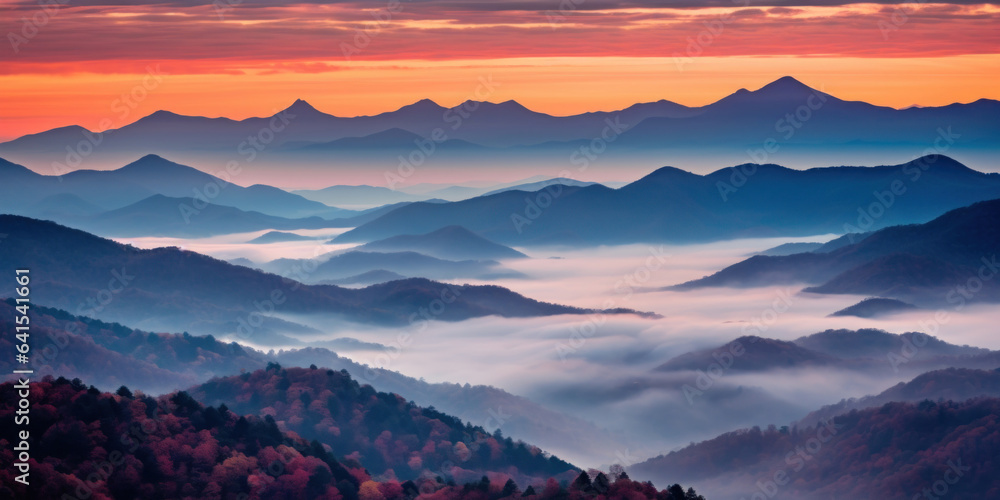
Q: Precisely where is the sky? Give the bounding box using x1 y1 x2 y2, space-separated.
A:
1 0 999 140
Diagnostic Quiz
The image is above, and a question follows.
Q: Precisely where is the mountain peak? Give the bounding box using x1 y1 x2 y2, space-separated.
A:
759 76 812 93
495 99 531 111
117 154 199 175
282 98 324 116
394 98 446 114
904 154 978 175
639 165 702 182
142 109 184 121
711 76 828 107
130 153 171 164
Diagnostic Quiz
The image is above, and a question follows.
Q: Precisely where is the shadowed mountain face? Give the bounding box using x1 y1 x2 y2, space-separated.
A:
335 156 1000 246
0 215 641 337
675 198 1000 305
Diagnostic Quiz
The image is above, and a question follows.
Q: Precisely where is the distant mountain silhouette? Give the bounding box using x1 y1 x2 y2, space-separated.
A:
481 178 597 197
0 154 351 219
293 127 487 152
357 225 527 260
75 194 346 238
335 156 1000 246
306 251 524 282
829 297 919 318
292 184 423 208
676 198 1000 305
247 230 320 243
294 178 602 209
3 77 996 169
615 76 1000 151
0 215 640 336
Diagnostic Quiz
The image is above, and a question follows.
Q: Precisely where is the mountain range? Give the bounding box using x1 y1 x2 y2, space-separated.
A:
675 198 1000 305
334 156 1000 246
2 77 997 179
4 153 997 246
0 154 349 219
0 215 643 338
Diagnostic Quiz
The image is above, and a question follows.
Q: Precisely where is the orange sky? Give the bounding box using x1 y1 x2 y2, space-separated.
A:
1 1 999 140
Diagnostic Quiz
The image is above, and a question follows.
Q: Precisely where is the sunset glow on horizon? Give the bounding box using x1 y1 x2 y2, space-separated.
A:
2 0 999 140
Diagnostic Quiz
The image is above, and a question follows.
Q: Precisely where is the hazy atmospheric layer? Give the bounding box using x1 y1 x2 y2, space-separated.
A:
113 231 1000 468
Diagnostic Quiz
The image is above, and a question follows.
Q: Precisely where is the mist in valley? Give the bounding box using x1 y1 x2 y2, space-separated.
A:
114 230 1000 469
